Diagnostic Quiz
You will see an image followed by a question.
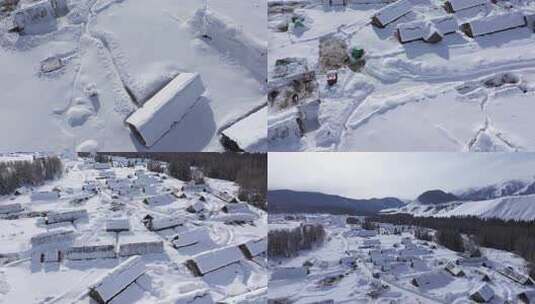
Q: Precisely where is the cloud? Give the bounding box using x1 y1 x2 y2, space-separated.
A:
268 153 535 199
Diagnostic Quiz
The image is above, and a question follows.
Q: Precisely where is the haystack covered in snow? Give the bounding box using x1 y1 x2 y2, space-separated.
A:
106 218 130 232
469 283 495 303
66 242 116 260
171 227 211 249
239 238 267 259
46 209 88 224
461 12 527 38
0 203 23 214
271 267 309 281
396 16 457 44
31 190 59 201
443 0 487 13
143 215 184 231
143 193 176 206
118 234 164 257
185 245 243 276
371 0 412 28
126 73 206 147
88 256 145 304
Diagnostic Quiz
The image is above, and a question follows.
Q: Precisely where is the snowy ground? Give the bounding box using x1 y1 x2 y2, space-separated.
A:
268 0 535 151
0 155 267 303
268 214 535 303
0 0 267 152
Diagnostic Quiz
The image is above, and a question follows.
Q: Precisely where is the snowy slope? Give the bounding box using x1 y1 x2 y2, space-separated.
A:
0 0 266 152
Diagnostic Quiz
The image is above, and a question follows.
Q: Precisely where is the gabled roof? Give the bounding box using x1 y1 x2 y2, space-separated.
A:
172 228 211 249
239 238 267 259
126 73 205 147
185 245 243 276
462 12 527 37
470 283 495 302
88 256 145 303
445 0 487 12
372 0 412 27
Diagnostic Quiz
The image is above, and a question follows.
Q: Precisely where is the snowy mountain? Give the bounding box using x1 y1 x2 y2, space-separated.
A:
456 178 535 201
416 189 459 205
386 177 535 221
268 189 405 215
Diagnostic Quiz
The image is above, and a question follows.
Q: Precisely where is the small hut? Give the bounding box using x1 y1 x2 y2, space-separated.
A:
142 215 184 231
171 228 211 249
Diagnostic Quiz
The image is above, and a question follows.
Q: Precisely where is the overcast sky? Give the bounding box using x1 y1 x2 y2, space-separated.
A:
269 153 535 199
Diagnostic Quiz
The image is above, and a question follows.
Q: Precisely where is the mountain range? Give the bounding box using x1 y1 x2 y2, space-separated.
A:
270 176 535 220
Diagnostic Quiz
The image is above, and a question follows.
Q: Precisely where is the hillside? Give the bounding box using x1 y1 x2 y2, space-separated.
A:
268 189 405 215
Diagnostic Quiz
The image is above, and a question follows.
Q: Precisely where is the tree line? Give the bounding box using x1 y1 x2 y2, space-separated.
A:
268 224 326 257
90 152 267 210
0 156 63 195
368 214 535 278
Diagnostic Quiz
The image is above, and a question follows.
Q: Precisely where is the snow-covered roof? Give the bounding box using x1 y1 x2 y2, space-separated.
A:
463 12 527 37
106 218 130 232
146 216 184 231
215 213 257 224
239 238 267 258
143 193 176 206
412 272 449 289
271 267 309 281
172 227 211 248
186 245 243 275
470 283 495 302
220 106 267 152
31 191 59 201
445 0 487 12
126 73 206 147
88 256 145 303
46 209 88 224
397 16 457 43
222 203 251 213
0 203 23 214
372 0 412 27
30 228 75 247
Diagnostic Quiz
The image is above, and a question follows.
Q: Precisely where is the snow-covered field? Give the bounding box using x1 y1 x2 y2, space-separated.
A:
268 0 535 151
268 214 535 303
0 155 267 303
0 0 267 152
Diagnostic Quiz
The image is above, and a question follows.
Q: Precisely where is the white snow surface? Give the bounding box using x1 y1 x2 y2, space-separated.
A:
268 0 535 151
0 0 266 152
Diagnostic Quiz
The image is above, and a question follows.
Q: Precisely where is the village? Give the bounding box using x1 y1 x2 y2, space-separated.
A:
0 0 267 152
0 153 267 303
268 0 535 151
268 213 535 304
